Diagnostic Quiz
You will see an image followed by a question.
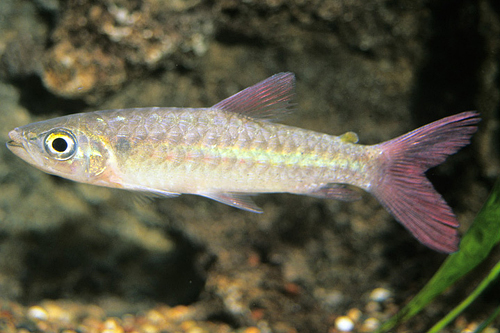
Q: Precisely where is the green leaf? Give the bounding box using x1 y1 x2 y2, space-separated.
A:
377 178 500 332
427 259 500 332
474 304 500 333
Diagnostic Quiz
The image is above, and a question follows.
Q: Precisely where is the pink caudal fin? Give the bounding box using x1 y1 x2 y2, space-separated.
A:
372 111 480 253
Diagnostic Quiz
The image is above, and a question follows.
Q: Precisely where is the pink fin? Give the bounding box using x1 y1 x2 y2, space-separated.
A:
212 72 296 120
309 184 362 202
372 111 480 253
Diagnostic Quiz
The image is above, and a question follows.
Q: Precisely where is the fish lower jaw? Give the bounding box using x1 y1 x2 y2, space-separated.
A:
6 139 22 148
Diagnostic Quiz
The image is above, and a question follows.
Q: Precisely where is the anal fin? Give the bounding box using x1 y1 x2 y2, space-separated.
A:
199 192 263 213
308 184 362 202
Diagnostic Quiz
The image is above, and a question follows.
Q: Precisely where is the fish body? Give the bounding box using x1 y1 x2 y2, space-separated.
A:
83 108 373 196
6 73 480 252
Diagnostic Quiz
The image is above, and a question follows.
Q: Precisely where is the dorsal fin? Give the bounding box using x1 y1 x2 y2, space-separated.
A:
212 72 296 120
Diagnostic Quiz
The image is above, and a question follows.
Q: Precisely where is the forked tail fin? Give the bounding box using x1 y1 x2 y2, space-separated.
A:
372 112 480 253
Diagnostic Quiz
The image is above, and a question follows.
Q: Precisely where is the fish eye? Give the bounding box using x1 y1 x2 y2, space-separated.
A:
44 129 77 160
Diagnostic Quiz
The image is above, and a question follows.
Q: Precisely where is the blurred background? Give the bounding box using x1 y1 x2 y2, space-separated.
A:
0 0 498 332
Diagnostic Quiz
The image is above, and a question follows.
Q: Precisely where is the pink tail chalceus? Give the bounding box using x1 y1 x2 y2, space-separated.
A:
371 111 480 253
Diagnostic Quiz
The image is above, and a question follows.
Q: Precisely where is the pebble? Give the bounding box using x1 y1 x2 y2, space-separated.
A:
346 308 361 321
365 301 381 313
27 306 48 321
335 316 354 332
140 323 160 333
369 288 392 302
102 318 124 333
361 317 380 332
1 291 493 333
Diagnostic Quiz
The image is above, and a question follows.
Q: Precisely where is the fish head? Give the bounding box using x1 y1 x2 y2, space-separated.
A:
6 115 109 184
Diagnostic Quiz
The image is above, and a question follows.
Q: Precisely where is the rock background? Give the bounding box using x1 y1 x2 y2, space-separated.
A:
0 0 499 332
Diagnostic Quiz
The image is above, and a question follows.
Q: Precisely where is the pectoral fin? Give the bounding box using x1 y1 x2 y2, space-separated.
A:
121 183 181 198
199 192 263 213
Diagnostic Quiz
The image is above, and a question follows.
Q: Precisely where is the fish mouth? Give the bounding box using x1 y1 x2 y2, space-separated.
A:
6 129 44 170
6 130 24 149
5 129 33 165
6 139 23 148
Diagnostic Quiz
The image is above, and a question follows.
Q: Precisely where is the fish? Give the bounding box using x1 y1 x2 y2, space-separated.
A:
6 72 480 253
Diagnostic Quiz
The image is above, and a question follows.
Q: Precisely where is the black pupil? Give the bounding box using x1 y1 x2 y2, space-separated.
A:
52 137 68 152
